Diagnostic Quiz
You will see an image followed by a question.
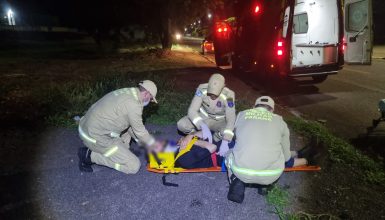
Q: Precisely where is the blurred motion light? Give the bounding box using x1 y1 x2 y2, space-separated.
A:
175 33 181 40
208 13 212 19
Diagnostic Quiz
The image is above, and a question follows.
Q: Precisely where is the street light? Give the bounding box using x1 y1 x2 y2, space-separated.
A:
7 9 15 26
208 13 212 19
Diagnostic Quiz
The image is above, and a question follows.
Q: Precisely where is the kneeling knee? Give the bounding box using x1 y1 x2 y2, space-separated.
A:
121 157 141 174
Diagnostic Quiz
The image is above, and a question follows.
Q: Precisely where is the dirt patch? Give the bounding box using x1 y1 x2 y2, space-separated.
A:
299 161 385 219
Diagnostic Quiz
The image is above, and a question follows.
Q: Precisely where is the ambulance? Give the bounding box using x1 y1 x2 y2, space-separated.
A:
213 0 373 83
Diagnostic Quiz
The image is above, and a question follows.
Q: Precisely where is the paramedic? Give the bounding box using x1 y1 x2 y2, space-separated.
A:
177 73 236 156
226 96 308 203
77 80 162 174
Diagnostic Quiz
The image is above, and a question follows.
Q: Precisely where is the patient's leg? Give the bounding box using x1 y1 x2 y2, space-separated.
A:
175 146 213 169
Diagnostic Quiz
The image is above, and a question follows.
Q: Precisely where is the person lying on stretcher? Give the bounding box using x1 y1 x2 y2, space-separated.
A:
154 131 222 169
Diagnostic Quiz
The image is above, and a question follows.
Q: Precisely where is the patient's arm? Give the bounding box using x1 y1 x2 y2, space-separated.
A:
194 140 217 153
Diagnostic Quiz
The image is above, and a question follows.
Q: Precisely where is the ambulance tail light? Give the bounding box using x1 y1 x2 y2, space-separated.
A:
276 40 284 57
253 2 261 15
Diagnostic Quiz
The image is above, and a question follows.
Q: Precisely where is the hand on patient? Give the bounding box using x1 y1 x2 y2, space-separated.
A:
217 140 230 157
199 122 212 143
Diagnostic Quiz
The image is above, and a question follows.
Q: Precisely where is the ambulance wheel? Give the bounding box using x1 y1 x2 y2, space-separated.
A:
312 75 328 83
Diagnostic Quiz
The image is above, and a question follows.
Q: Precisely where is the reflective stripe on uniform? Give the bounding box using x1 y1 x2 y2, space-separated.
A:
114 163 121 171
192 116 203 125
130 88 139 101
110 132 120 138
199 107 225 120
220 93 227 101
104 146 119 157
78 126 96 144
201 89 207 95
228 156 283 177
223 129 234 137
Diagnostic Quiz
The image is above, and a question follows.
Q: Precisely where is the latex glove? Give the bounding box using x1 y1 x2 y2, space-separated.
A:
217 140 229 156
199 122 212 143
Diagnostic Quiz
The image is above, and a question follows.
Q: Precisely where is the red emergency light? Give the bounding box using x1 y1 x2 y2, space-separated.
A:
254 5 260 14
277 40 284 57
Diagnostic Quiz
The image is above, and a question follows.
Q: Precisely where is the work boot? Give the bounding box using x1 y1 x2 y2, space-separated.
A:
227 174 245 203
78 147 93 172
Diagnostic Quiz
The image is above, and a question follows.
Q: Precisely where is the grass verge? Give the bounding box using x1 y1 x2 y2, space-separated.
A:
287 118 385 186
39 72 192 127
266 186 339 220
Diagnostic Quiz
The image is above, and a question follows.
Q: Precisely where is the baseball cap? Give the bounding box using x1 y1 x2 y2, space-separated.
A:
208 73 225 96
139 80 158 103
255 96 275 110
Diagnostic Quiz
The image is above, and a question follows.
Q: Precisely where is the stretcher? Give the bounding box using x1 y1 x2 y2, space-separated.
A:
147 136 321 174
146 164 321 174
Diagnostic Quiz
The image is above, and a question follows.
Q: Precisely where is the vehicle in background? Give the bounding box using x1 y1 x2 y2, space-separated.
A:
213 0 373 83
202 39 215 54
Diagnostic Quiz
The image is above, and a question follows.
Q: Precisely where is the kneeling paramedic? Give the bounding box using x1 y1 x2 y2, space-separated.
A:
78 80 163 174
226 96 309 203
177 73 236 157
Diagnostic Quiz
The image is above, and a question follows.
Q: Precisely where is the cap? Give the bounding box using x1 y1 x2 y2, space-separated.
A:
139 80 158 103
255 96 275 110
207 73 225 96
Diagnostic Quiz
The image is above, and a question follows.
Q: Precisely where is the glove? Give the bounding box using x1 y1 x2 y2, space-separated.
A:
199 122 212 143
217 140 229 156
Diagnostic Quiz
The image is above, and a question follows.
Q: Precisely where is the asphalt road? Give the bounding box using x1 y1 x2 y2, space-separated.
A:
0 125 308 220
185 36 385 153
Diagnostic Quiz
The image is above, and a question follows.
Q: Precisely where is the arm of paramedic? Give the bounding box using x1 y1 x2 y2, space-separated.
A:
223 93 236 141
187 90 204 129
281 120 291 161
126 104 155 149
194 140 217 153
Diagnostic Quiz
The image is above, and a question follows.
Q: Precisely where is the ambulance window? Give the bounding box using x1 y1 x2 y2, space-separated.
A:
293 13 308 34
347 0 368 32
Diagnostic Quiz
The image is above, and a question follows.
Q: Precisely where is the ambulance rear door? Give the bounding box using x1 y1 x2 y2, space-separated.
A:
344 0 373 64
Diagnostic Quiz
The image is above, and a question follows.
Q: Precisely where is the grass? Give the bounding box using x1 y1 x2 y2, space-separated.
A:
287 118 385 186
37 72 192 127
266 186 339 220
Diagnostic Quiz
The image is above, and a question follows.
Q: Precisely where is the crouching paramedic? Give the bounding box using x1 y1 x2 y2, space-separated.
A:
226 96 308 203
77 80 162 174
177 73 236 156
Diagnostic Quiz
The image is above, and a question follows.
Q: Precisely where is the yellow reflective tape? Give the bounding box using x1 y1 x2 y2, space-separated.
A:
244 108 273 121
202 89 207 95
200 107 225 120
192 116 203 125
220 93 227 101
114 163 121 171
130 88 139 101
103 146 119 157
78 126 96 144
223 129 234 137
229 157 283 177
